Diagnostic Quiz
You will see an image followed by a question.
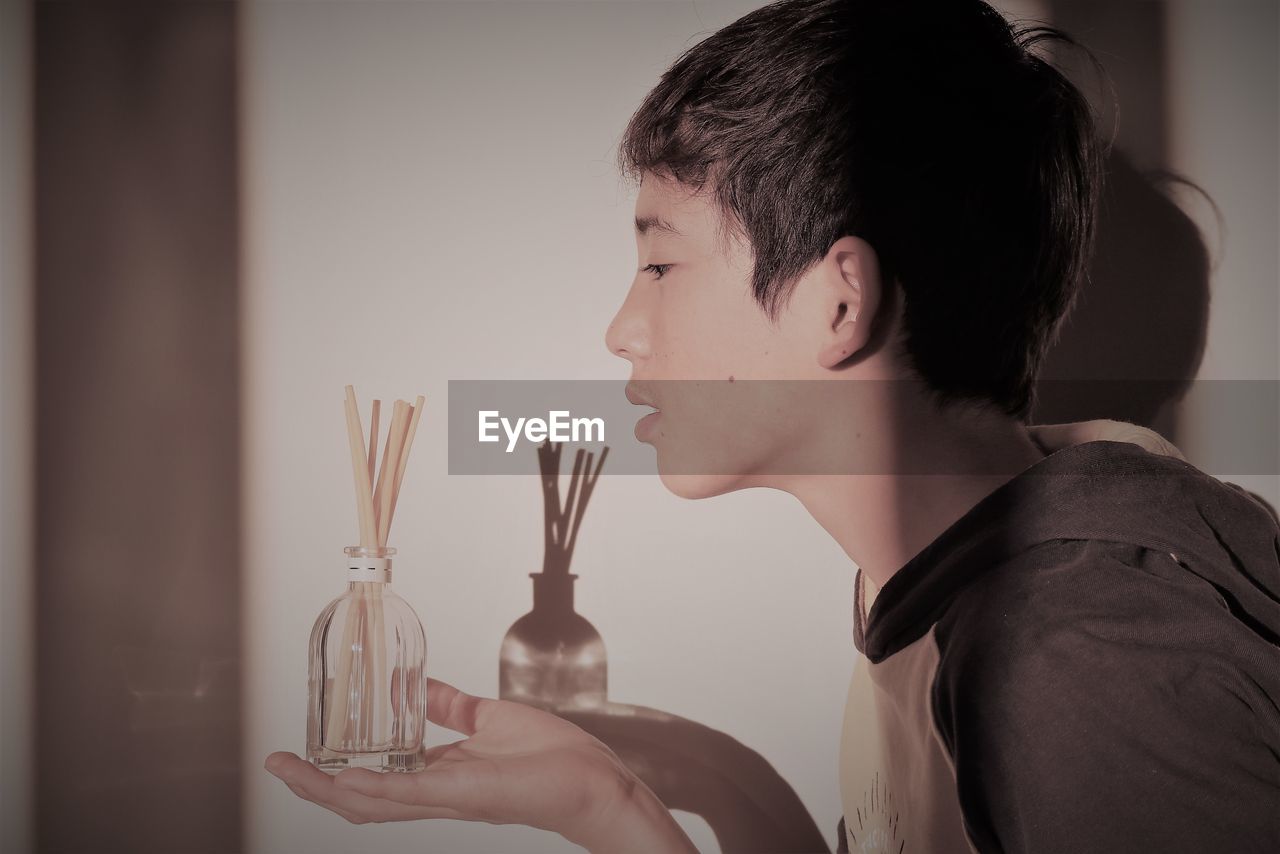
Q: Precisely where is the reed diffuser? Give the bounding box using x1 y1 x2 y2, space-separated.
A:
306 385 428 773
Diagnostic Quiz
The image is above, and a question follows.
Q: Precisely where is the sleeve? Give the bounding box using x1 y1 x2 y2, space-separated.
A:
931 542 1280 854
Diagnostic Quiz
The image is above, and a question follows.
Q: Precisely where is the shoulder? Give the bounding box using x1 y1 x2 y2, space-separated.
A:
927 539 1280 850
931 537 1267 750
934 539 1184 674
935 535 1238 652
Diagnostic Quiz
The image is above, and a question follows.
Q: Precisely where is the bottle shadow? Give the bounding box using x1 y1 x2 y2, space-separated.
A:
499 584 832 854
499 441 833 852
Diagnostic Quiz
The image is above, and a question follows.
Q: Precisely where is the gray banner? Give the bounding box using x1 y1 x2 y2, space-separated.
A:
448 380 1279 475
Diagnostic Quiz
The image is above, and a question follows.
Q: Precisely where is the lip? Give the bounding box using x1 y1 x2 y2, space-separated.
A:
624 382 658 410
634 410 662 442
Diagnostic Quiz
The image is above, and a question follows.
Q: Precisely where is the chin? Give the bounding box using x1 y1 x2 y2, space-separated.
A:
656 471 746 500
647 419 773 499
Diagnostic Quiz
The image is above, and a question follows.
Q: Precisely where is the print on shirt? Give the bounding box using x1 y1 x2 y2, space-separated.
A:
840 623 976 854
846 770 903 853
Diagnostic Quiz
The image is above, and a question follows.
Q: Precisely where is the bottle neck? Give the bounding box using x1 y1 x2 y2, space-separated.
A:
531 572 576 613
346 545 395 584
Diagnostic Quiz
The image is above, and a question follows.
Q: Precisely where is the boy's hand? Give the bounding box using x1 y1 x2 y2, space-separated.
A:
1027 418 1187 461
265 678 696 854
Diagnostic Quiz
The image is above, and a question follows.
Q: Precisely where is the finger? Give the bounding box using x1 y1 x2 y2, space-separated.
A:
424 677 495 736
265 750 302 774
422 738 467 768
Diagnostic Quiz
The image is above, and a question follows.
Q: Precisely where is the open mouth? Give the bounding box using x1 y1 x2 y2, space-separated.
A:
625 383 662 441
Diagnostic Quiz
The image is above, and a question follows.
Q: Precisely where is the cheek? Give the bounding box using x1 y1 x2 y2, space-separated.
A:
663 278 780 378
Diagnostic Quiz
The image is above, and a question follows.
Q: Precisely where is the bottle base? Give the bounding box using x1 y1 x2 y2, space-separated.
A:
307 747 426 774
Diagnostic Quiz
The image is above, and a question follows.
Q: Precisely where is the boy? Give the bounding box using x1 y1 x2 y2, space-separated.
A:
268 0 1280 850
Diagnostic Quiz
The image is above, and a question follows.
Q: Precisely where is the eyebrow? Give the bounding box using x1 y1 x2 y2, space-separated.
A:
634 214 683 237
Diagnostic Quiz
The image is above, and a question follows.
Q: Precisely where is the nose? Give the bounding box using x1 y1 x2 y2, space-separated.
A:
604 282 651 365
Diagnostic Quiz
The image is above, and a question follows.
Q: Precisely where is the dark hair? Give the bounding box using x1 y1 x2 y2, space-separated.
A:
617 0 1103 419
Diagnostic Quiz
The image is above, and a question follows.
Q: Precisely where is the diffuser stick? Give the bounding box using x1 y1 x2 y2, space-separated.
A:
371 586 386 742
333 386 376 748
328 594 362 749
374 401 408 544
388 395 426 525
368 402 410 733
344 386 377 547
367 400 381 489
377 401 410 547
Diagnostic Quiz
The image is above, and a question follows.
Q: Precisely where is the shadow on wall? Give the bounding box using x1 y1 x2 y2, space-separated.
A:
1030 0 1209 440
1029 147 1211 436
497 441 832 854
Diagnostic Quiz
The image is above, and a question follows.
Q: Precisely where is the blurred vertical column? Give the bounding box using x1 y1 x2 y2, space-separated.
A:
1 0 33 851
34 1 242 851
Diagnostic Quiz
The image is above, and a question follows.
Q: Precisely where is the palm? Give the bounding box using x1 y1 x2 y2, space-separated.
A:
266 678 631 841
408 688 629 831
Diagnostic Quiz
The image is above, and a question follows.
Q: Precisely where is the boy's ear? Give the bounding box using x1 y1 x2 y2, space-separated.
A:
815 236 882 370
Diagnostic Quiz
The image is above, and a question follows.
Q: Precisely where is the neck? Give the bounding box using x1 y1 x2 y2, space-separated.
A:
781 382 1047 592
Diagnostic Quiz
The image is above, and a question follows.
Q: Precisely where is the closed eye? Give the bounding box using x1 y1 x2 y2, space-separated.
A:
642 263 672 280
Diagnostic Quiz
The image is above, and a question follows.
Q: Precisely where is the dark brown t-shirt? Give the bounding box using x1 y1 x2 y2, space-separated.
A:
835 440 1280 853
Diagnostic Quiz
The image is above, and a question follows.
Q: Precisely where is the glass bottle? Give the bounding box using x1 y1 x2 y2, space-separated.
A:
307 545 427 773
498 570 607 711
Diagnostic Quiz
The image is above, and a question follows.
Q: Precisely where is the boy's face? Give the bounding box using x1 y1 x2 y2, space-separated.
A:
605 171 847 498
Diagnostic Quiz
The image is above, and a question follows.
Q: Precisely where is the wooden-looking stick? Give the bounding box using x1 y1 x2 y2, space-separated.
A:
327 588 362 749
344 386 376 546
388 395 426 528
365 592 377 745
367 400 381 490
371 401 402 539
371 587 385 743
376 401 410 547
335 386 376 749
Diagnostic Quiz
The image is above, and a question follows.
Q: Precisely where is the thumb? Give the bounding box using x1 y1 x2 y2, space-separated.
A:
425 677 496 737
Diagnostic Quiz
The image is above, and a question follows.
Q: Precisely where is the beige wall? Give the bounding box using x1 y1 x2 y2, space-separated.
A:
241 2 1277 852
